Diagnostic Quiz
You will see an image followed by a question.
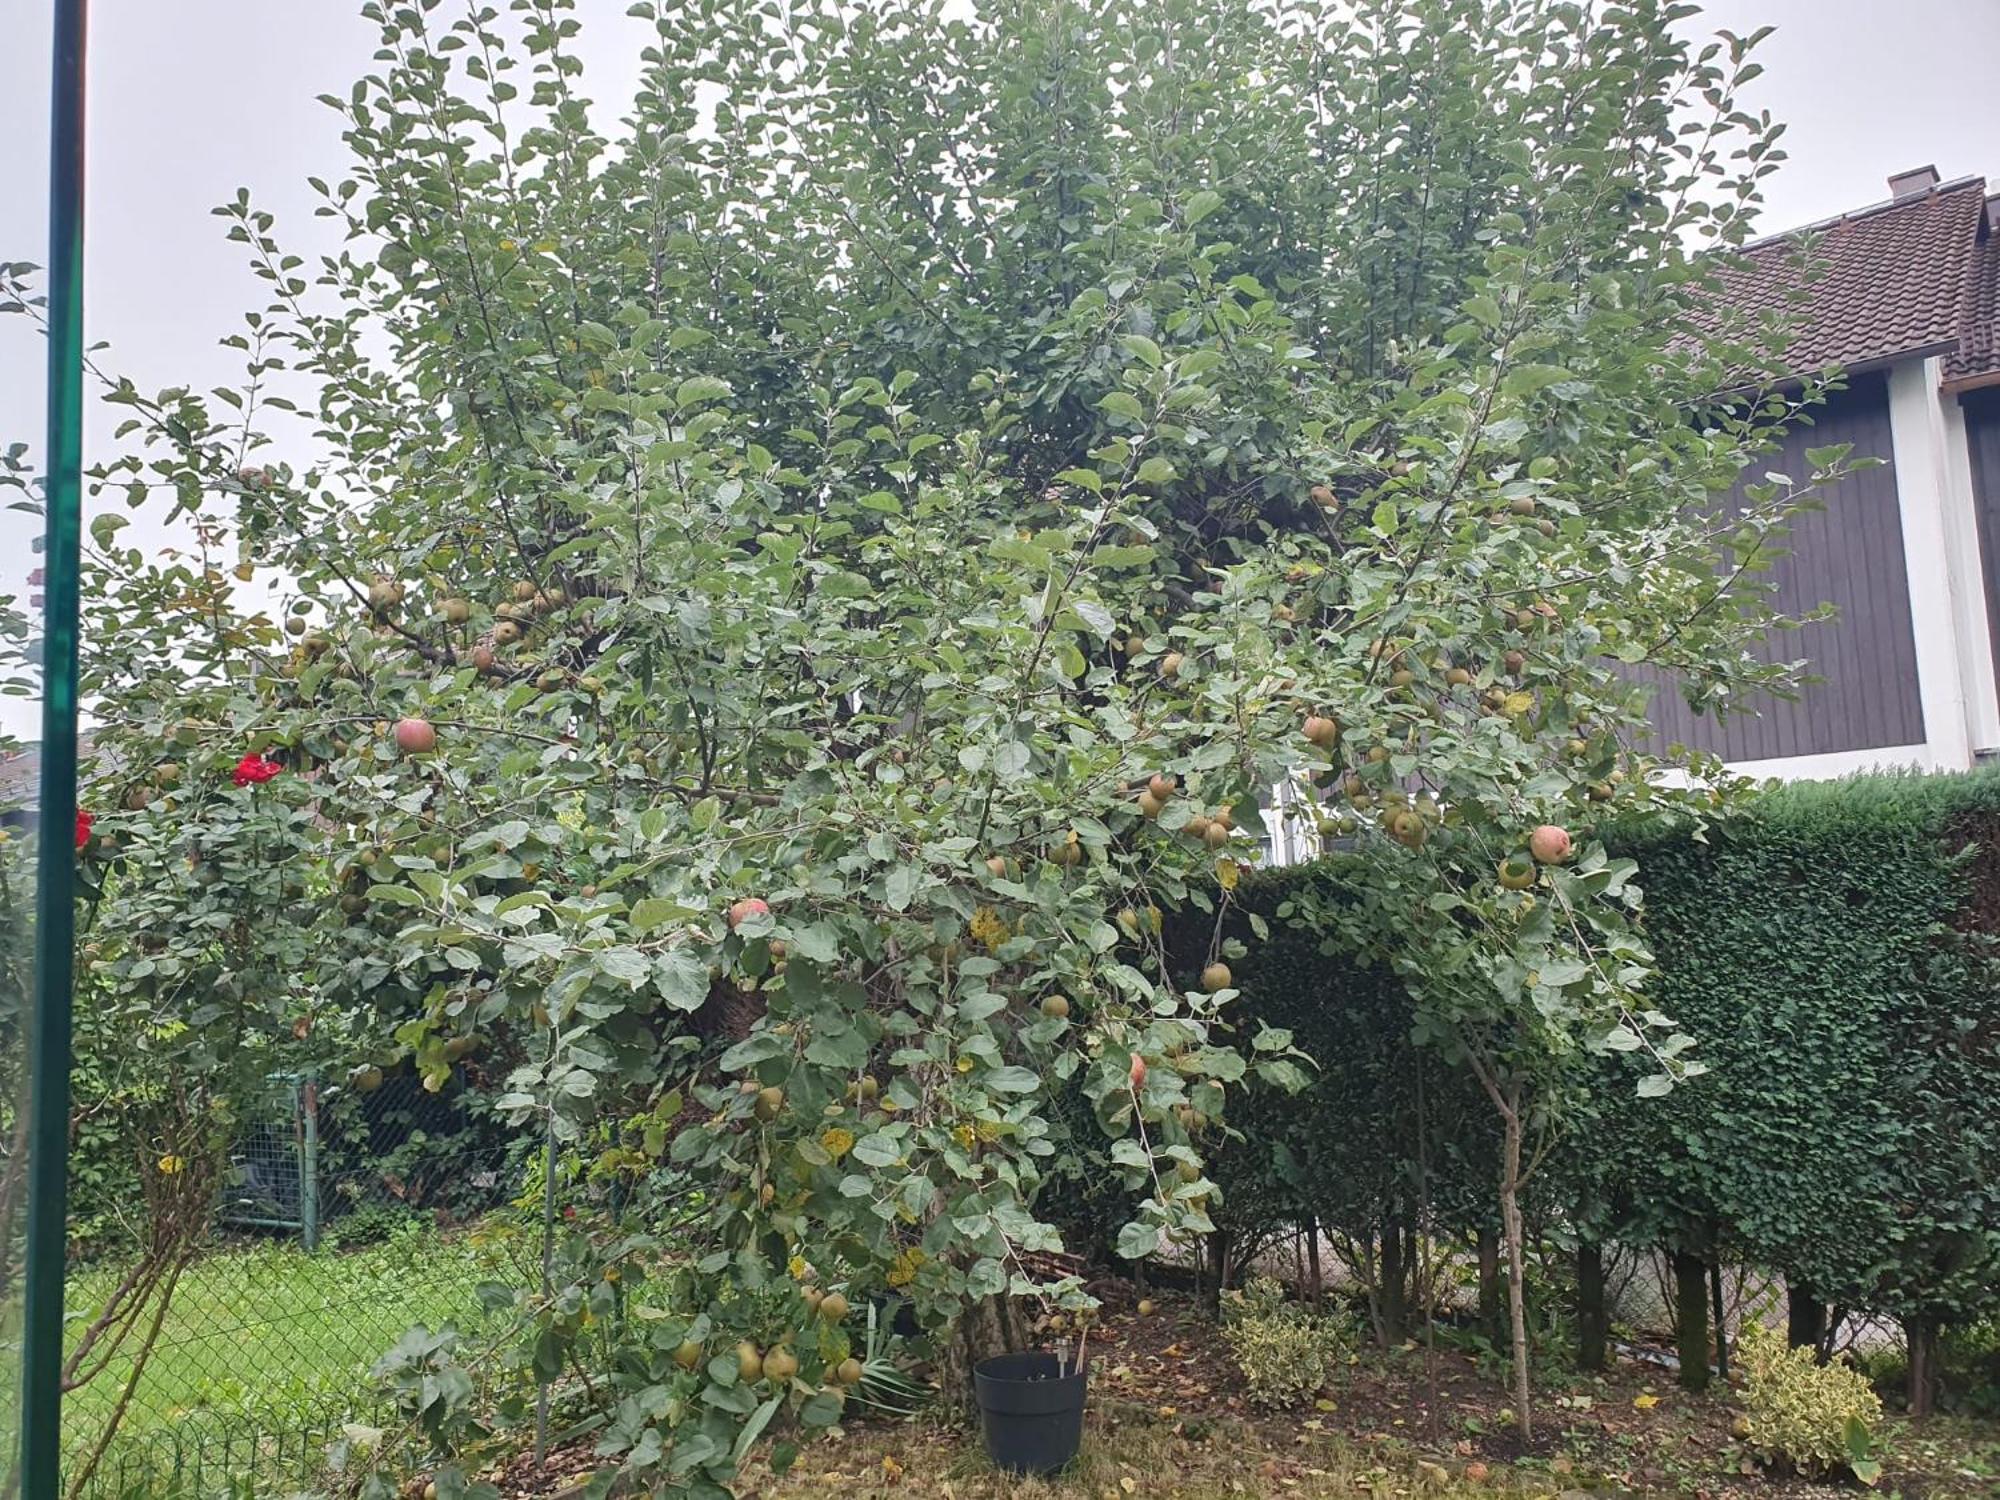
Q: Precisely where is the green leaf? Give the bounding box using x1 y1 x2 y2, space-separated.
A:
797 1392 846 1429
1183 189 1223 225
1070 598 1115 638
852 1132 903 1168
655 950 710 1012
1499 363 1572 398
676 374 732 406
1119 334 1163 369
1115 1220 1161 1260
596 947 651 987
732 1396 783 1464
1097 391 1145 423
1135 456 1176 487
631 897 691 933
984 1065 1041 1094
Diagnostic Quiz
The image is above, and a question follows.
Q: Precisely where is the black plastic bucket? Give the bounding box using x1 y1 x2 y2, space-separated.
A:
974 1351 1088 1476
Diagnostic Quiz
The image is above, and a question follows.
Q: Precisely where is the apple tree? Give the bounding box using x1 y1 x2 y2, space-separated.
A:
1 0 1841 1484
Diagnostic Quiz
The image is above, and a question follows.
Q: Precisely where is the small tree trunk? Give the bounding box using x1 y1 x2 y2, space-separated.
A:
1477 1227 1501 1338
1787 1285 1826 1353
1380 1210 1407 1345
1497 1103 1534 1443
1576 1242 1607 1373
1710 1260 1729 1380
1404 1219 1421 1326
1360 1235 1384 1344
1905 1315 1937 1419
1672 1250 1710 1392
1305 1216 1323 1310
937 1294 1027 1416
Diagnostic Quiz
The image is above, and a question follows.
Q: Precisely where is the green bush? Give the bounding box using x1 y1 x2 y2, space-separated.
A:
1220 1276 1349 1410
1143 768 2000 1356
1737 1321 1883 1481
1161 864 1504 1246
1581 770 2000 1330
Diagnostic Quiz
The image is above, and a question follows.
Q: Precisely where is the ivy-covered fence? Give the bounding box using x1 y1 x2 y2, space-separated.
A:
1093 770 2000 1411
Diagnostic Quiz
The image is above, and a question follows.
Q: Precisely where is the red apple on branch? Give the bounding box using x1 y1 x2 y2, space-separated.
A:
394 717 437 754
1528 824 1572 864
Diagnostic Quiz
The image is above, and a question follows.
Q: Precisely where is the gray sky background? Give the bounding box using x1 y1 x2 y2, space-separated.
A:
1 0 1997 735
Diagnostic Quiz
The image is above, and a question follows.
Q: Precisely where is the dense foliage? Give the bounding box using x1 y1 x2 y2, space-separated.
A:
1738 1321 1884 1483
2 0 1843 1488
1583 772 2000 1347
1220 1275 1351 1411
1130 771 2000 1392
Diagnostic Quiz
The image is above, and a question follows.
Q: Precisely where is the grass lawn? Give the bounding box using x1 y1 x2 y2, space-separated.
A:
61 1221 515 1490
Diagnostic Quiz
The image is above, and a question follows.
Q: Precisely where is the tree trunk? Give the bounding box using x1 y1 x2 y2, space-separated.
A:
1305 1216 1323 1310
1380 1211 1407 1345
1710 1260 1729 1380
1787 1284 1826 1353
1905 1315 1937 1419
1497 1100 1533 1443
1576 1242 1607 1373
1404 1219 1421 1329
937 1293 1028 1416
1672 1250 1710 1392
1477 1226 1501 1340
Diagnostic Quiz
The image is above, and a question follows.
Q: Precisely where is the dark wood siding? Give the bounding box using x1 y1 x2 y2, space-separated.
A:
1635 374 1926 761
1965 388 2000 710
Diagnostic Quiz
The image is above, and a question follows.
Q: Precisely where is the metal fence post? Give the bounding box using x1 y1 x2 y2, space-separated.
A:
19 4 89 1495
299 1074 320 1253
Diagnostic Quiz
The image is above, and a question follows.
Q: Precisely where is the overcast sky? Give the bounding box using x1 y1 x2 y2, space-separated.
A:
1 0 1997 736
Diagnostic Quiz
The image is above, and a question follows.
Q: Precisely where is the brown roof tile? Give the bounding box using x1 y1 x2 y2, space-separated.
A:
1943 194 2000 390
1710 175 1988 375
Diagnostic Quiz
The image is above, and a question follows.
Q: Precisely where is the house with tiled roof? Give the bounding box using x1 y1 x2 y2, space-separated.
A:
1653 165 2000 780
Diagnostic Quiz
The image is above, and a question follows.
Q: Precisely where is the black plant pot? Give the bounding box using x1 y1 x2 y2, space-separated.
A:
974 1351 1088 1477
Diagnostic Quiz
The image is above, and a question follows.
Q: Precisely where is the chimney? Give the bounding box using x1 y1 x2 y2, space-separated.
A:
1888 164 1940 200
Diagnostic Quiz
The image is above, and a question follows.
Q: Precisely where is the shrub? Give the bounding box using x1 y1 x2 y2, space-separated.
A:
1221 1277 1347 1411
1737 1321 1884 1482
1583 772 2000 1324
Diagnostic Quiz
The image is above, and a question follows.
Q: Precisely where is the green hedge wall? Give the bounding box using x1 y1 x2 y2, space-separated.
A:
1577 771 2000 1326
1173 863 1501 1250
1077 770 2000 1333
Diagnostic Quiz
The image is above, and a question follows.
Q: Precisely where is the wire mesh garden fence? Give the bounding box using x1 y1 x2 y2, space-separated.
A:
62 1067 533 1498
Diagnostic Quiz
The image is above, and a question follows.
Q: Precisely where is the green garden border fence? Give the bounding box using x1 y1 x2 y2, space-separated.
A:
218 1073 322 1252
57 1068 526 1497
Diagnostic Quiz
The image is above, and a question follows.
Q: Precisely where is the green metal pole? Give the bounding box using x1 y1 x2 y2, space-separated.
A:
299 1075 319 1253
19 3 89 1494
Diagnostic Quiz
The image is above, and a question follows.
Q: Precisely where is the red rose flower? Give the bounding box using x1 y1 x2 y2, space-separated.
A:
74 808 93 850
232 753 282 788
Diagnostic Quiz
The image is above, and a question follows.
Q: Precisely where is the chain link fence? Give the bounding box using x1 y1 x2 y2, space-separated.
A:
63 1069 528 1497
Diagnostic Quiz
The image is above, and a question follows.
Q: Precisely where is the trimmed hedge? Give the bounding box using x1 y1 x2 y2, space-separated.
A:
1055 770 2000 1344
1579 771 2000 1328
